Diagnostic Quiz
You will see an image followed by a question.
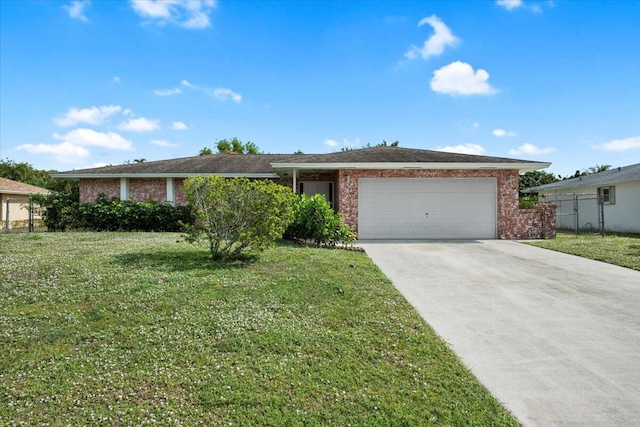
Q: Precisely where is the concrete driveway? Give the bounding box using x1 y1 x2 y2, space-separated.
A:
359 240 640 427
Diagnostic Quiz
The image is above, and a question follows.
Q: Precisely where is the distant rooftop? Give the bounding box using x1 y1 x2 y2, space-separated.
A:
532 163 640 191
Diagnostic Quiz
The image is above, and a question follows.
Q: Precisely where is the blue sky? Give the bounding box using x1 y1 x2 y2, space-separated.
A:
1 0 639 176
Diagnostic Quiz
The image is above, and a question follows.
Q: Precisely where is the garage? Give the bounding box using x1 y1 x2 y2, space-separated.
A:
358 178 497 239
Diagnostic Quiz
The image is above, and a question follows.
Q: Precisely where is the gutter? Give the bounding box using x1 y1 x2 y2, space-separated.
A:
270 162 551 173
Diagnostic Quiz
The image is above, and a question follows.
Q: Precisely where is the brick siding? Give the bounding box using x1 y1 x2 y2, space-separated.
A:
129 178 167 203
79 178 120 203
79 170 555 239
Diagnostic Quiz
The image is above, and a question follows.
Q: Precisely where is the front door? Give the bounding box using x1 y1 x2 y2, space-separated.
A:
300 182 333 206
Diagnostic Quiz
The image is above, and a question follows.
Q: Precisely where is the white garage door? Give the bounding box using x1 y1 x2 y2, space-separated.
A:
358 178 497 239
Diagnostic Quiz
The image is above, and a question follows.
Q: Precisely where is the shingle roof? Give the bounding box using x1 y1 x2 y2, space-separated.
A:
53 146 549 178
0 178 51 195
56 154 289 176
532 163 640 191
272 146 541 164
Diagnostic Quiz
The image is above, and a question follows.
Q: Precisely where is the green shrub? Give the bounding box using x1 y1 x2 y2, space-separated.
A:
31 191 80 231
182 176 296 260
33 192 193 232
284 194 357 247
519 196 539 209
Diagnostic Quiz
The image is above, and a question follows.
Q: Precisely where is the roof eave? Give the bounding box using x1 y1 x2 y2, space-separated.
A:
534 176 639 191
271 162 550 172
51 172 280 179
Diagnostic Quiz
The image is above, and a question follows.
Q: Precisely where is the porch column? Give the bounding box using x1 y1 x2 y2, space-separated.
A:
166 178 175 205
120 178 129 200
293 168 298 194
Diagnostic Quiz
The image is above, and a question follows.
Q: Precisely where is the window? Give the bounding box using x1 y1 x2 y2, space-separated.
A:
598 186 615 205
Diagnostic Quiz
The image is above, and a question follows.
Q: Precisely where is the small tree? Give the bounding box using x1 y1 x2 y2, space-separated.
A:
182 176 295 260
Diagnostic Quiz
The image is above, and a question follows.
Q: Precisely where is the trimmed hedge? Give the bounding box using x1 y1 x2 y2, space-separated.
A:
32 193 193 232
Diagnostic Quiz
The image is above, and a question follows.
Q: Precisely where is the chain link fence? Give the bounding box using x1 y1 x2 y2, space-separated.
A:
542 193 605 234
2 197 43 233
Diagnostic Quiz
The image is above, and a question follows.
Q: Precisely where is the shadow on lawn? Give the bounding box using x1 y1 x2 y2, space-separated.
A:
111 249 258 272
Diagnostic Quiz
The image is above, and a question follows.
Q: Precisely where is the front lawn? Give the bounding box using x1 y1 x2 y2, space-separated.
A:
525 231 640 271
0 232 517 426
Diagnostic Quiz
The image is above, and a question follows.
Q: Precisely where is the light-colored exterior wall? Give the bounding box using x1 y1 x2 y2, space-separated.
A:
539 181 640 233
0 193 42 229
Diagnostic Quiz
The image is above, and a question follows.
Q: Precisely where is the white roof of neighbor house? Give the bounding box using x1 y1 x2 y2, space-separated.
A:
532 163 640 191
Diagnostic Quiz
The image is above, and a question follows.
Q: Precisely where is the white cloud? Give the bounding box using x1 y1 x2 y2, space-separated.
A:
212 88 242 103
15 142 90 161
404 15 459 60
54 105 122 127
509 143 555 156
493 129 517 137
436 143 486 155
154 87 182 96
151 139 179 148
324 139 338 147
431 61 497 96
496 0 523 10
473 122 480 129
112 76 121 84
591 136 640 152
181 79 196 88
64 0 91 22
54 129 134 150
129 0 216 29
118 117 161 132
172 121 188 130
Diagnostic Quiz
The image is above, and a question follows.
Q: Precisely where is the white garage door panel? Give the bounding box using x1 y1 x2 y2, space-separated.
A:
358 178 497 239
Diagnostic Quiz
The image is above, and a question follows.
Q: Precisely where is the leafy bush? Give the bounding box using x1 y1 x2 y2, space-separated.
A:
519 196 539 209
31 191 80 231
182 176 296 260
284 194 357 247
32 192 193 232
77 198 193 232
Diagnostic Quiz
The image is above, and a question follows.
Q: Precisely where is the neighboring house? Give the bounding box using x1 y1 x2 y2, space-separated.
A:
532 163 640 233
53 146 554 240
0 177 50 230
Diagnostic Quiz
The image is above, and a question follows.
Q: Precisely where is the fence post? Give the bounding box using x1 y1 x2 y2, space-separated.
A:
28 198 34 233
599 195 605 237
574 194 579 234
4 198 9 233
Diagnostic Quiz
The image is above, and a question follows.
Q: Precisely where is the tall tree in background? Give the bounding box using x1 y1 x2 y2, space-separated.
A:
341 140 399 152
216 138 260 154
587 164 611 174
0 158 78 196
519 170 560 193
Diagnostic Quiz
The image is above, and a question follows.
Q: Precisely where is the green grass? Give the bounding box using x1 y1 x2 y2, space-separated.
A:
526 231 640 271
1 232 518 426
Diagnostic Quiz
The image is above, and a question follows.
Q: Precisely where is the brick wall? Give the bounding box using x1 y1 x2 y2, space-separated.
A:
336 169 553 240
79 178 120 203
505 203 557 239
79 171 555 239
174 179 186 206
129 178 167 203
